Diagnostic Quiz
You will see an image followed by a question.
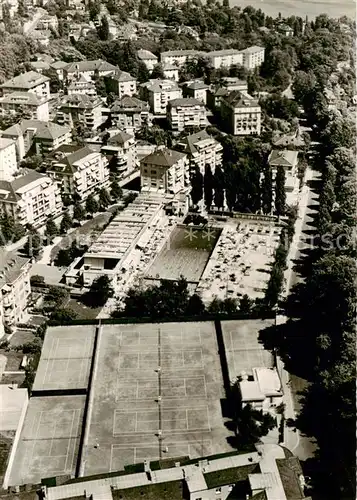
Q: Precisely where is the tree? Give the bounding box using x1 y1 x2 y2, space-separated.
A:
30 275 45 287
186 294 206 316
204 164 214 210
85 194 99 214
23 230 42 258
88 0 100 21
98 16 110 41
239 294 254 314
45 218 58 243
46 286 69 307
275 168 286 216
99 187 111 209
110 179 123 200
54 248 73 267
261 164 273 214
83 275 114 307
151 63 165 79
213 165 225 209
73 203 85 221
60 211 72 234
49 307 78 325
235 403 276 446
0 214 25 244
190 167 203 206
20 155 42 171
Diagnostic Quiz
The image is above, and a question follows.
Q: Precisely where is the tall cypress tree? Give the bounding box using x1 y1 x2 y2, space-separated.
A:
261 164 273 214
190 167 203 206
214 165 225 209
204 164 214 209
275 168 286 216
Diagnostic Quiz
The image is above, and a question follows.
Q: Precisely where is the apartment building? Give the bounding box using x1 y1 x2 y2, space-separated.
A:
0 169 62 228
162 63 179 82
0 92 49 121
101 131 137 175
104 70 137 98
207 78 248 110
56 94 103 130
205 48 243 68
63 59 117 82
137 49 158 71
268 149 299 205
167 98 207 132
110 95 151 131
140 147 189 196
67 74 97 96
184 81 209 104
0 138 17 181
49 60 68 81
241 46 265 69
2 119 71 160
0 71 50 99
141 79 182 115
46 145 110 199
220 90 261 136
179 129 223 176
0 251 31 328
160 49 204 68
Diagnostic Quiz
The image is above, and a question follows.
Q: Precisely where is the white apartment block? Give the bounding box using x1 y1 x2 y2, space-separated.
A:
167 98 207 132
0 71 50 99
0 252 31 328
141 79 182 115
180 129 223 176
2 120 71 160
0 92 49 121
160 50 204 68
101 131 137 176
205 49 243 69
67 74 97 96
104 70 137 98
0 170 62 228
137 49 158 71
110 95 151 131
241 46 265 69
46 145 110 199
140 148 189 195
56 95 103 130
220 90 261 136
0 138 18 181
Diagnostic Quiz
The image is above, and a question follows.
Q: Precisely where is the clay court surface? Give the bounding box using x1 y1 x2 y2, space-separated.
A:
221 319 275 378
33 325 96 392
146 226 221 282
8 395 85 486
83 322 232 476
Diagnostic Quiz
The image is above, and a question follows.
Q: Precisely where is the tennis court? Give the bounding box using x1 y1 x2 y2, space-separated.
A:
83 322 232 475
221 319 275 378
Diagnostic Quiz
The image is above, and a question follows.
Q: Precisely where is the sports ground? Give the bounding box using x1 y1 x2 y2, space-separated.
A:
221 319 275 379
83 322 232 475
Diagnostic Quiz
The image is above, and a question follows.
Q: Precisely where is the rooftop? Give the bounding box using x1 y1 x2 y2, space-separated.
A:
141 148 186 168
241 45 265 54
161 49 204 57
65 59 117 74
0 71 49 89
59 94 102 109
186 81 209 90
168 97 204 107
111 95 149 112
143 79 180 93
107 130 133 145
0 250 30 289
137 49 158 60
2 120 71 140
269 150 299 168
109 69 135 82
0 137 15 151
0 92 45 106
223 90 259 108
46 145 98 175
207 48 242 56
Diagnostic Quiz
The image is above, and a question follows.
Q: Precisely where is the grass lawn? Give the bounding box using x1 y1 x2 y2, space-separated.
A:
9 329 35 348
66 298 101 320
1 373 25 386
112 480 184 500
0 351 23 371
0 431 15 485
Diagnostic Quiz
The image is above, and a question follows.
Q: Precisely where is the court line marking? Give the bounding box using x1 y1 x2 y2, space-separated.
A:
64 409 76 472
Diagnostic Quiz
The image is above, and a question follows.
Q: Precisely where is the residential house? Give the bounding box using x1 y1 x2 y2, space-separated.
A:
0 138 18 181
104 70 137 98
101 131 137 176
64 59 117 82
241 46 265 69
205 48 243 69
207 79 248 110
0 251 31 328
2 119 71 160
178 129 222 176
268 149 299 205
137 49 158 71
162 63 179 82
140 147 189 197
167 98 207 132
140 79 182 115
0 71 50 99
220 90 261 136
184 81 209 104
0 92 49 121
29 61 50 73
0 169 62 228
160 49 204 68
56 94 103 130
46 145 110 200
67 74 97 96
49 61 68 81
110 95 151 131
277 22 294 36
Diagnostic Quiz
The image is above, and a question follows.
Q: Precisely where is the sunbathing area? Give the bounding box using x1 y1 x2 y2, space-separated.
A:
196 220 283 303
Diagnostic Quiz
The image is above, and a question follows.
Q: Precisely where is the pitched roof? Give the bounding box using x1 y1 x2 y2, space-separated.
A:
50 61 68 70
276 457 306 499
207 48 242 57
223 90 259 107
59 94 102 109
184 129 212 153
110 95 148 112
47 146 97 174
168 97 203 107
2 120 70 140
0 71 49 89
109 69 135 82
0 92 44 106
137 49 158 60
241 45 265 54
0 138 15 151
141 148 186 167
143 79 180 93
108 131 133 145
161 49 204 57
0 170 50 202
0 250 29 289
65 59 117 74
269 150 298 168
187 81 209 90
